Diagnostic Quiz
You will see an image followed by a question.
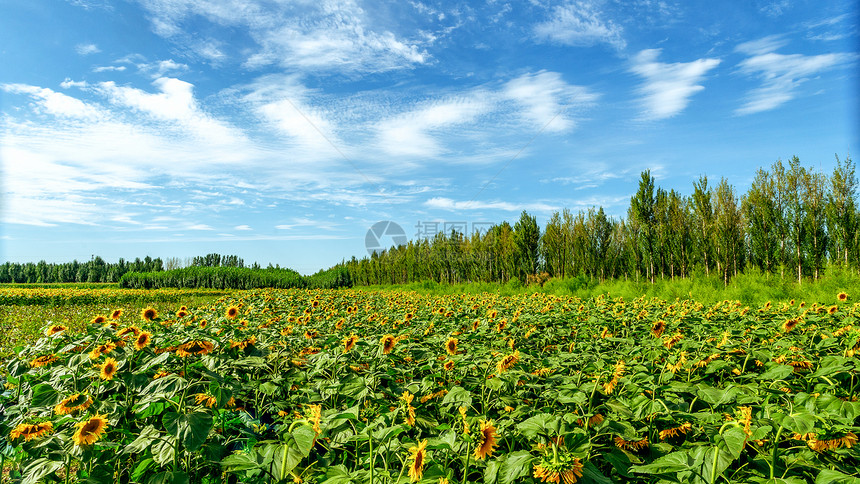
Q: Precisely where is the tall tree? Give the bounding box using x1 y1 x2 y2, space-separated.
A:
827 154 857 269
630 170 657 282
513 211 541 280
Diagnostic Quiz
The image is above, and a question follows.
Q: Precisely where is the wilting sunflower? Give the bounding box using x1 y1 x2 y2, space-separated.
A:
838 292 849 302
306 404 322 435
9 422 53 442
381 334 397 354
72 414 108 446
117 326 141 339
407 439 428 482
473 420 498 460
175 340 215 357
100 357 119 380
445 337 458 355
533 457 584 484
135 331 152 351
141 307 158 321
195 393 217 408
614 436 648 452
46 324 67 336
225 306 240 319
55 393 93 415
30 354 58 368
444 360 455 371
651 320 666 338
496 350 520 373
110 309 123 319
89 342 117 360
401 391 416 426
343 334 359 353
659 422 693 440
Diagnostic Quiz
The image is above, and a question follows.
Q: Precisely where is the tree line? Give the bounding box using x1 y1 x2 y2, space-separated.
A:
339 155 857 286
0 253 259 284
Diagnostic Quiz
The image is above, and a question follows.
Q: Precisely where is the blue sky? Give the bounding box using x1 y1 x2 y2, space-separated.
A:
1 0 858 274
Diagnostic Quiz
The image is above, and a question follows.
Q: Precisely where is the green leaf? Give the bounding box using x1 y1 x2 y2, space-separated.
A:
320 465 354 484
163 411 213 452
339 375 368 399
497 450 534 484
152 436 177 466
292 424 317 457
221 452 260 472
776 411 816 436
757 365 794 380
131 458 156 483
516 413 561 438
720 426 747 460
30 383 59 408
258 381 279 395
815 469 860 484
21 458 63 484
580 461 613 484
122 425 162 454
145 471 190 484
696 385 738 405
141 374 187 397
631 450 693 474
441 385 472 410
260 441 304 481
483 457 501 484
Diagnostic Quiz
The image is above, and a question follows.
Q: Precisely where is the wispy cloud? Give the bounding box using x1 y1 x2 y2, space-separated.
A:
502 71 599 132
75 43 100 55
533 0 625 51
734 37 856 115
630 49 721 120
425 197 559 213
93 65 127 73
136 0 430 73
234 225 252 231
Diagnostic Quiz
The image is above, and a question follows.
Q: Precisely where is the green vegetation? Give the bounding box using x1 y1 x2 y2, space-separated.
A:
2 289 858 483
338 156 859 288
118 265 351 290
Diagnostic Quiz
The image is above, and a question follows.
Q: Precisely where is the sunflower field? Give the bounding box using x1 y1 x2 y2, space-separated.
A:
2 289 859 483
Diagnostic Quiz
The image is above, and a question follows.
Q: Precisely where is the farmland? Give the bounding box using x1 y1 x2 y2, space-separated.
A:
1 286 858 483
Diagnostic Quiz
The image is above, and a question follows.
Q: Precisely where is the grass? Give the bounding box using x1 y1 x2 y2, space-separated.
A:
361 266 860 306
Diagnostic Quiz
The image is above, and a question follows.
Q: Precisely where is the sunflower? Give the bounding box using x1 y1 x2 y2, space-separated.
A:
225 306 240 319
838 292 849 301
473 420 498 460
141 307 158 321
381 334 397 354
117 326 141 339
444 360 455 371
497 350 520 373
659 422 693 440
445 337 458 355
55 393 93 415
614 436 648 451
175 340 215 357
828 305 838 315
89 342 116 360
401 391 416 426
782 318 799 333
343 334 359 353
306 404 322 435
9 422 53 442
100 357 119 380
30 354 58 367
72 414 108 446
533 457 583 484
651 320 666 338
459 406 470 434
195 393 217 408
135 331 152 351
110 309 123 320
407 439 428 482
46 324 67 336
177 310 188 318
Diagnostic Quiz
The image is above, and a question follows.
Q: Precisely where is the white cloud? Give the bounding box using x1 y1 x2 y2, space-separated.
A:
187 224 214 230
533 0 625 51
136 0 429 73
735 35 788 56
234 225 252 230
75 43 101 55
425 197 558 213
734 38 856 115
137 59 188 77
502 71 599 132
630 49 721 120
93 65 127 73
2 83 103 120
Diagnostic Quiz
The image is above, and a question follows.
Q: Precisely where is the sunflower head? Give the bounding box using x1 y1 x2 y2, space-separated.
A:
343 334 359 353
473 420 498 460
100 357 119 380
407 439 428 482
73 414 108 446
651 320 666 338
838 292 849 302
55 393 93 415
445 337 458 355
135 331 152 351
46 324 68 336
444 360 455 371
110 309 123 320
141 307 158 321
30 354 58 368
225 306 240 319
381 334 396 354
9 421 54 442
